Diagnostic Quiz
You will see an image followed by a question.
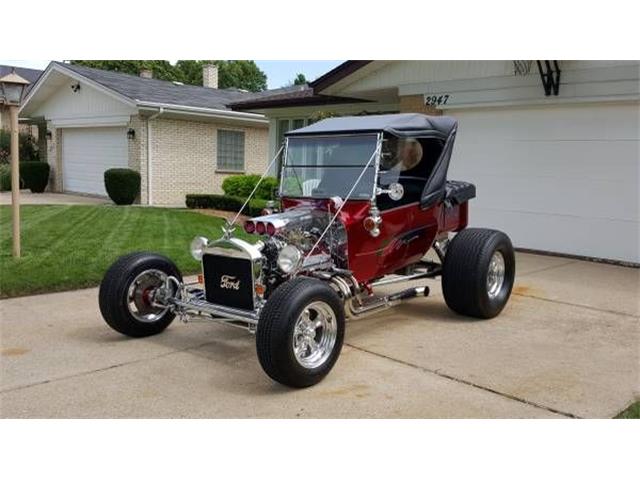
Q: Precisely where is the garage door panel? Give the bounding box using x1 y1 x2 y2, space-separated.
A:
462 173 638 222
62 128 128 196
450 103 639 263
455 104 640 141
470 207 639 263
451 140 638 183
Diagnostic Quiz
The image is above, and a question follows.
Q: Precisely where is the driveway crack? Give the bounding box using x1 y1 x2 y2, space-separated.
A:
345 343 581 419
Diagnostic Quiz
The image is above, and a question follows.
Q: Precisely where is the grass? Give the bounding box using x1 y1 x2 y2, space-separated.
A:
0 205 252 298
615 401 640 419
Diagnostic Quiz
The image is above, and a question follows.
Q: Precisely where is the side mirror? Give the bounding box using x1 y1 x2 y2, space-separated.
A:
377 182 404 201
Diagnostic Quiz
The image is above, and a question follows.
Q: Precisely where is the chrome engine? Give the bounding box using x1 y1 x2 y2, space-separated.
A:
244 206 349 296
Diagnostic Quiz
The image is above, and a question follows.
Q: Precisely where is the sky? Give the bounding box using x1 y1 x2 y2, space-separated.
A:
0 60 343 89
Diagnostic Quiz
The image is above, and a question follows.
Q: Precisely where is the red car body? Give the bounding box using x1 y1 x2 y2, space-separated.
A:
280 196 468 283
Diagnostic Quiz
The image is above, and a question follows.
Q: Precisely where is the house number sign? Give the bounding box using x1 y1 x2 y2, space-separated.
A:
424 94 451 107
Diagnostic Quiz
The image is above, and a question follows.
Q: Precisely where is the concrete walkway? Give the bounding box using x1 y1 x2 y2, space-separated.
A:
0 191 108 205
1 252 638 418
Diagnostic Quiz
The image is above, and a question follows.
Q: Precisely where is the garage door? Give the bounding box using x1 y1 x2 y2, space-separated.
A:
448 103 639 263
62 127 128 196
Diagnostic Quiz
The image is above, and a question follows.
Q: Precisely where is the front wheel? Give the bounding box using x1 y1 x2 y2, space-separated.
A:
442 228 515 319
99 252 182 337
256 277 345 388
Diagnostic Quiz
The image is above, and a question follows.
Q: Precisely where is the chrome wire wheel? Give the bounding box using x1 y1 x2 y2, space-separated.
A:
292 301 338 369
486 251 506 299
126 269 170 323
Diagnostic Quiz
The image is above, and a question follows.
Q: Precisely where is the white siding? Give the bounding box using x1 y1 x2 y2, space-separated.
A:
449 102 640 263
30 77 135 127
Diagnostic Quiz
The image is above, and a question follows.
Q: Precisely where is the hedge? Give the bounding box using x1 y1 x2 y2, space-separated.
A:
20 162 50 193
104 168 140 205
0 162 50 192
221 174 278 200
185 194 268 217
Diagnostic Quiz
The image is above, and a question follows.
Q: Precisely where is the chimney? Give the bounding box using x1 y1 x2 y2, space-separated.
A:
203 63 218 89
139 69 153 79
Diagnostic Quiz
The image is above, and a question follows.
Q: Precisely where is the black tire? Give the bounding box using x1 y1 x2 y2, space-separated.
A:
99 252 182 337
442 228 515 319
256 277 345 388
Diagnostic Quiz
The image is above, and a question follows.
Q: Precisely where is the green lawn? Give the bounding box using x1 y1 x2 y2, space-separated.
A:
0 205 251 298
615 401 640 419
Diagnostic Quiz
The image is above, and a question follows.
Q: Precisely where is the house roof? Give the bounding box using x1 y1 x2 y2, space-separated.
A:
55 62 258 111
308 60 372 91
230 61 373 111
19 62 268 124
0 65 43 94
229 83 370 110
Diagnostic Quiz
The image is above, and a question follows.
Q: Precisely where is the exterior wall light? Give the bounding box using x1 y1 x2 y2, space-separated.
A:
127 128 136 140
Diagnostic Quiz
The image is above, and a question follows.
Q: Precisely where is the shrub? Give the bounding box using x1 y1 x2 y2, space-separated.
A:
104 168 140 205
185 194 268 217
0 129 40 164
0 163 43 192
222 174 278 200
19 162 50 193
0 164 11 191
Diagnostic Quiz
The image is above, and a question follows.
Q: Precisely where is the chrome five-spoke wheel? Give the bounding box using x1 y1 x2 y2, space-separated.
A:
486 251 506 299
292 301 338 369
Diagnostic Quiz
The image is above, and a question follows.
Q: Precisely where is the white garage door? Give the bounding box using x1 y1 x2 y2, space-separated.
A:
448 103 639 263
62 127 128 196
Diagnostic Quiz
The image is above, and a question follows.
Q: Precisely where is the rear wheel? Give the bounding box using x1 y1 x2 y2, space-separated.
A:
256 277 345 388
442 228 515 319
99 252 181 337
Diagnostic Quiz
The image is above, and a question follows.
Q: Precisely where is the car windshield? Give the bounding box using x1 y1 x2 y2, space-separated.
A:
280 135 378 199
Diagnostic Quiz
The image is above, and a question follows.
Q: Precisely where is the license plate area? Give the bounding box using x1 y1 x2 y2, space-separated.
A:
202 254 254 310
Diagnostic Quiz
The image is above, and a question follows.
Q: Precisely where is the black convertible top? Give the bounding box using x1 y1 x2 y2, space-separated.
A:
286 113 460 209
285 113 457 139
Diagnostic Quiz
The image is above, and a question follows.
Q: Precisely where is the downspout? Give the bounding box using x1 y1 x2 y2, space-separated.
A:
146 107 164 205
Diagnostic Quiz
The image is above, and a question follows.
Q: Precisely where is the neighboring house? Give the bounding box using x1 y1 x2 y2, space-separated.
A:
19 62 270 206
231 60 640 264
0 65 43 140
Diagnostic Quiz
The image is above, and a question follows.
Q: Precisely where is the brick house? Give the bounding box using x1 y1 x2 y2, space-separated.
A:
18 62 270 206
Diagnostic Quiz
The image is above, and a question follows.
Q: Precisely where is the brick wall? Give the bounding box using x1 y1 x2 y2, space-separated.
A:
399 95 442 115
127 115 148 204
149 117 268 206
46 125 63 192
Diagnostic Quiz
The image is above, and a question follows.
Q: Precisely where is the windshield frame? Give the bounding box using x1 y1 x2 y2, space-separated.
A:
278 132 383 201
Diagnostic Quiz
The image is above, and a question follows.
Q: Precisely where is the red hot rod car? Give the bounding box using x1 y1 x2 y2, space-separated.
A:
99 113 515 387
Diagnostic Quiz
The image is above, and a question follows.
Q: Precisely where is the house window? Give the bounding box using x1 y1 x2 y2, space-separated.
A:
217 129 245 171
275 118 313 176
276 118 311 150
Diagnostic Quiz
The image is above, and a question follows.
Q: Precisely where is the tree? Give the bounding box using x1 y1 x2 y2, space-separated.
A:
69 60 177 82
293 73 307 85
69 60 268 92
215 61 267 92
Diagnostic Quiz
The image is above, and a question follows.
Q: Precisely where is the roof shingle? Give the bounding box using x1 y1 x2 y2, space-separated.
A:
57 62 260 110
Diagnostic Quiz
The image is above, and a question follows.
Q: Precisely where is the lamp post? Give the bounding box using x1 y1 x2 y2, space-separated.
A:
0 68 30 258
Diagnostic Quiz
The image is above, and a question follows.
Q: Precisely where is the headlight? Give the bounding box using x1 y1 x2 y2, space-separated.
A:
190 236 209 261
277 244 302 274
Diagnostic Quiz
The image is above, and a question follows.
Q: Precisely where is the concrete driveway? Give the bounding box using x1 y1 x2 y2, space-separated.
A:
1 252 638 418
0 191 108 205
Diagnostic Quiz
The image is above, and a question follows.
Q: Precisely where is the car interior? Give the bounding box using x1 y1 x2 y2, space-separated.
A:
376 135 445 210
